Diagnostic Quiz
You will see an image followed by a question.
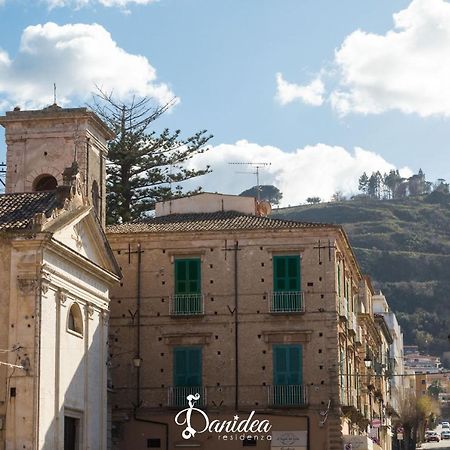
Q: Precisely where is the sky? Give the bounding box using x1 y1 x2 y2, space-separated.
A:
1 0 450 206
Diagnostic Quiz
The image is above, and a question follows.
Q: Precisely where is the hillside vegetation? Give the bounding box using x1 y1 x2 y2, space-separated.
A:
272 196 450 358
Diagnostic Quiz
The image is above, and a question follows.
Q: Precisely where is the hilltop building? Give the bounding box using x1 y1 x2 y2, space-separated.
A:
0 105 120 450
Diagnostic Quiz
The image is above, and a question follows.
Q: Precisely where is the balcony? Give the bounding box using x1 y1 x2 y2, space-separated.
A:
348 312 357 334
269 291 305 313
138 385 309 410
168 386 207 408
339 298 348 320
268 384 308 407
355 326 363 345
342 387 358 408
170 293 204 316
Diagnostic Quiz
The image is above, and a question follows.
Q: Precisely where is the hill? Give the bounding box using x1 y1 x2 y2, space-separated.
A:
272 196 450 359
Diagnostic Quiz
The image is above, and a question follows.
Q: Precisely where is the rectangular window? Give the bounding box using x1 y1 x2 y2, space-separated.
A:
272 255 302 312
337 263 341 297
172 347 202 407
64 416 81 450
173 258 202 315
272 344 305 406
147 438 161 448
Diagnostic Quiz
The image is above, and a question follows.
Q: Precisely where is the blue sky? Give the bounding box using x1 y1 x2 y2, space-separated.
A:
0 0 449 205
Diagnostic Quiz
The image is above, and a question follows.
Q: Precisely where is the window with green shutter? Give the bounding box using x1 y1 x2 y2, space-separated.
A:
172 347 203 407
272 255 302 312
337 263 341 298
272 344 305 406
173 258 202 315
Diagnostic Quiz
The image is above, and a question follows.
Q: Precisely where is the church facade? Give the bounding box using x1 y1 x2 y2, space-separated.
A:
0 105 120 450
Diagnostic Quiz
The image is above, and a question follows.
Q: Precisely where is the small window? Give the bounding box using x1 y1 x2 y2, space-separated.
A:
147 439 161 448
33 174 57 192
68 303 83 336
91 180 100 216
64 414 82 450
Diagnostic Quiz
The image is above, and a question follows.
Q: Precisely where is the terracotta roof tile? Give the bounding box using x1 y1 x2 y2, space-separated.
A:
107 211 332 234
0 191 57 232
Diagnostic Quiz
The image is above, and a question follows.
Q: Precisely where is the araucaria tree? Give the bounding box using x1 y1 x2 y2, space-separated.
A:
92 92 213 224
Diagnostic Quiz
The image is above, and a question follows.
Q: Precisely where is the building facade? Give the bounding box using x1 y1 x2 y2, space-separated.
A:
107 193 394 450
0 105 120 450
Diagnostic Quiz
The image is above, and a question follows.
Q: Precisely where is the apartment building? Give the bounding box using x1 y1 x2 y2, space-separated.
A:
107 193 393 450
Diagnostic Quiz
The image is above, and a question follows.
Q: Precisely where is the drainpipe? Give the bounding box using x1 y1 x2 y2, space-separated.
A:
136 243 142 407
234 240 239 410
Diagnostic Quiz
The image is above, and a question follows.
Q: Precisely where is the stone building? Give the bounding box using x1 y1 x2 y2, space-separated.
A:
373 293 405 418
0 105 120 450
107 193 394 450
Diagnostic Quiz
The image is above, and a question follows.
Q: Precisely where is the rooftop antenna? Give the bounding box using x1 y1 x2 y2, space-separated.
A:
228 162 271 202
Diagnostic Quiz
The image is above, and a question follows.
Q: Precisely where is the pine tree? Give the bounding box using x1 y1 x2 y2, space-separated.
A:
92 91 213 224
358 172 369 194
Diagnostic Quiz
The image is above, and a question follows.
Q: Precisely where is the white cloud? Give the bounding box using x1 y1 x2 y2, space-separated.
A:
331 0 450 116
275 73 324 106
184 140 410 206
0 22 175 109
42 0 155 9
280 0 450 117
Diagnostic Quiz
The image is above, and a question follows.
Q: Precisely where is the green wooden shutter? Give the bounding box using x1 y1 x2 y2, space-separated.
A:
174 347 188 386
337 263 341 297
173 347 202 387
288 345 302 385
273 255 300 292
187 347 202 386
175 259 201 294
273 345 302 385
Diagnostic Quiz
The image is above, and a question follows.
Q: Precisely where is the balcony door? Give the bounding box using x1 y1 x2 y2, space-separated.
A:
173 346 203 406
272 344 304 406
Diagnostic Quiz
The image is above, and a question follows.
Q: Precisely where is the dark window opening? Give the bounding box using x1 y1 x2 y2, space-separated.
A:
147 438 161 448
91 180 100 216
64 416 80 450
33 174 57 192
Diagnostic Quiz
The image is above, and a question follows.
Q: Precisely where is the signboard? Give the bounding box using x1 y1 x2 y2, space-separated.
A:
271 431 307 450
371 419 381 428
397 433 404 441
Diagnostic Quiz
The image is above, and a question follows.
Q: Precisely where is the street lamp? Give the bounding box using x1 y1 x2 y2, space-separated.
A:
364 357 372 369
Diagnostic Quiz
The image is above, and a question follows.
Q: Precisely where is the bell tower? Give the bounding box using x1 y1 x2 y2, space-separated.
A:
0 104 114 227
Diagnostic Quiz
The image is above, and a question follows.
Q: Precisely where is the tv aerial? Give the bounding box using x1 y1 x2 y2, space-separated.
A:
228 162 271 202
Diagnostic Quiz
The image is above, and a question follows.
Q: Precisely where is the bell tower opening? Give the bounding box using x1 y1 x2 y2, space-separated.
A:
33 174 58 192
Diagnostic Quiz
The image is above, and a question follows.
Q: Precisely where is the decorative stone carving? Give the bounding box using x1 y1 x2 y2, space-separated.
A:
57 289 69 305
87 305 95 319
17 277 38 295
41 282 49 295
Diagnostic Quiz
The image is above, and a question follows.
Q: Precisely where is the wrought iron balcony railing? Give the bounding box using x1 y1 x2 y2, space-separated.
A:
268 384 308 407
170 293 204 316
168 386 206 407
269 291 305 313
